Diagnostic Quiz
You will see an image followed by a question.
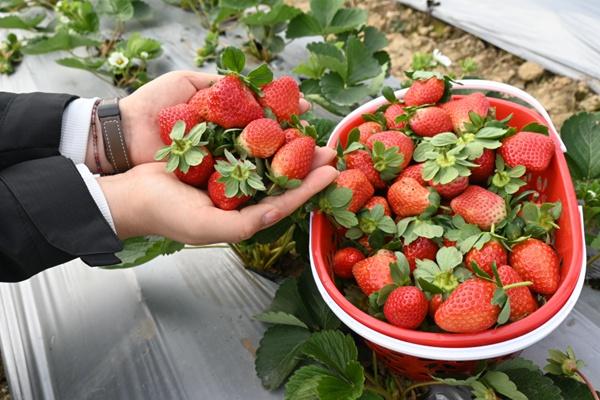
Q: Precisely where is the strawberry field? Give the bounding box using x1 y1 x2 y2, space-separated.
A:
1 0 600 399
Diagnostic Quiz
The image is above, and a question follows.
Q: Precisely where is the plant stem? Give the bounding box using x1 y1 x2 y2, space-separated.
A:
577 369 600 400
401 381 438 400
503 281 533 290
364 383 393 400
587 252 600 267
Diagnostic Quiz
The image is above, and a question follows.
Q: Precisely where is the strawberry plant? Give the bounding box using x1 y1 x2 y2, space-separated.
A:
0 33 23 74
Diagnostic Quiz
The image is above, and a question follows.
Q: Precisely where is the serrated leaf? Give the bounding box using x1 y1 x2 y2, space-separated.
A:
302 330 357 375
255 311 309 329
97 0 134 20
247 63 273 87
23 31 100 54
483 371 527 400
317 360 364 400
221 46 245 73
0 13 44 29
363 26 388 53
502 368 562 400
413 222 444 238
320 72 372 106
244 3 301 26
306 42 347 79
436 246 463 270
548 375 596 400
325 8 367 34
345 36 381 84
522 122 549 135
265 277 315 328
56 57 104 71
494 357 540 372
105 236 184 269
287 13 322 38
561 112 600 180
285 364 327 400
298 270 341 330
431 132 458 146
334 210 359 228
328 187 352 208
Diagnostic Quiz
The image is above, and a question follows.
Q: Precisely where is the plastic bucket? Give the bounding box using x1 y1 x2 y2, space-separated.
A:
309 80 586 380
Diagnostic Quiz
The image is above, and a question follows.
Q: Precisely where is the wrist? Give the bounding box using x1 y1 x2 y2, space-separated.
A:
85 106 116 174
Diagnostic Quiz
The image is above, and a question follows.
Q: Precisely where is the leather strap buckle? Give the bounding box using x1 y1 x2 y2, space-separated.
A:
97 98 131 173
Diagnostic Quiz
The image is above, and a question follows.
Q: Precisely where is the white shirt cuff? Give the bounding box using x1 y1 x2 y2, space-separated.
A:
75 164 116 233
59 98 99 164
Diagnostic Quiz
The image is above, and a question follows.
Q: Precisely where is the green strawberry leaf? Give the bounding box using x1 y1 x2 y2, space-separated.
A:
104 235 184 269
0 13 45 30
284 364 326 400
493 357 540 372
316 360 364 400
418 278 444 294
548 375 597 400
255 311 310 329
247 63 273 88
390 252 411 286
483 371 527 400
561 112 600 180
302 330 358 375
220 46 245 73
502 368 562 400
298 270 341 331
522 122 549 135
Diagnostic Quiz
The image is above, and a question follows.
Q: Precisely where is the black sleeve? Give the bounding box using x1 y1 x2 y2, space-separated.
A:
0 91 77 170
0 156 123 282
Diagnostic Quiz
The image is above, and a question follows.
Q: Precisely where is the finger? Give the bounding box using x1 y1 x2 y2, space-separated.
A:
178 71 222 91
299 98 311 114
311 146 337 170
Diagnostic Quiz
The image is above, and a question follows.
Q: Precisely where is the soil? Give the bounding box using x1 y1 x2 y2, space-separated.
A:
0 360 9 400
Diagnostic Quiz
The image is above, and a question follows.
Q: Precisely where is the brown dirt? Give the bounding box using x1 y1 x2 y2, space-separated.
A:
0 358 9 400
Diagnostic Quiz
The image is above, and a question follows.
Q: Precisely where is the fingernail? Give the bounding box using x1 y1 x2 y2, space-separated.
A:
262 210 281 227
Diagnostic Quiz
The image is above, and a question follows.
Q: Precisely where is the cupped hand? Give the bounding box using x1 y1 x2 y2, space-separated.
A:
98 147 338 244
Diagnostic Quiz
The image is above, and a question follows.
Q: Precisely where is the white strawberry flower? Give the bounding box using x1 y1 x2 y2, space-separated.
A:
108 52 129 69
432 48 452 67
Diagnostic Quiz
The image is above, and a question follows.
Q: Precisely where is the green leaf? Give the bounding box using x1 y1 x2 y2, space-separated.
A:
244 4 301 26
502 368 562 400
431 132 458 146
328 187 353 208
522 122 549 135
483 371 527 400
310 0 343 29
287 13 322 38
125 33 161 58
306 42 347 78
56 57 104 71
302 330 357 375
345 36 382 85
218 0 258 9
266 277 315 328
105 236 184 269
0 13 44 29
326 8 368 34
247 63 273 87
320 72 372 106
251 217 294 244
221 46 245 73
494 357 540 372
285 364 327 400
317 360 364 400
256 325 312 390
96 0 134 21
255 311 309 329
548 375 596 400
298 270 341 330
23 31 100 54
334 210 359 228
561 112 600 180
132 0 152 19
363 26 388 53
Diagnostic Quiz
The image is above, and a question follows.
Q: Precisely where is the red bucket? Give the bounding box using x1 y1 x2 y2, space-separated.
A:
309 80 586 380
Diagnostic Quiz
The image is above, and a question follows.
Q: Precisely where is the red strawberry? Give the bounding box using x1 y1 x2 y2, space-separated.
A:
345 150 385 189
384 104 406 130
429 176 468 199
388 177 440 218
429 294 443 318
450 186 507 230
352 250 396 295
333 247 365 279
403 237 438 271
434 279 500 333
441 93 490 133
259 76 300 122
174 148 214 188
366 131 414 170
335 169 375 213
158 104 200 145
397 163 426 186
363 196 392 216
357 236 373 253
497 265 538 322
357 121 383 144
510 238 560 295
188 88 210 120
443 238 457 247
270 136 315 185
404 77 445 106
409 106 453 137
465 240 507 276
237 118 285 158
383 286 428 329
208 171 251 210
283 128 302 143
470 149 495 183
206 75 264 128
499 131 554 172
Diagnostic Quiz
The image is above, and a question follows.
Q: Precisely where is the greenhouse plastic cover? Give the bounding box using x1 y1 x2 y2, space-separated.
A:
398 0 600 92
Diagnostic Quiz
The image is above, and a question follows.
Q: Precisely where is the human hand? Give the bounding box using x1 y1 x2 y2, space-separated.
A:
98 147 337 244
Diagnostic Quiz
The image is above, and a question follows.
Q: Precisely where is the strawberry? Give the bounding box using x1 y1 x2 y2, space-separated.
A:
357 121 383 144
470 149 495 183
404 77 445 106
443 238 457 247
441 93 490 133
387 177 440 218
188 88 210 121
499 131 554 172
345 150 386 189
383 286 428 329
497 265 538 322
450 186 507 230
259 76 300 122
363 196 392 217
352 250 396 295
357 236 373 253
409 106 453 137
206 75 264 128
270 136 316 186
429 176 468 199
366 131 414 170
384 104 406 130
174 149 214 187
403 237 438 271
510 238 560 295
334 169 375 213
283 128 302 143
237 118 285 158
333 247 365 279
397 163 426 186
429 294 443 318
434 279 500 333
465 240 507 276
158 104 200 145
208 171 251 210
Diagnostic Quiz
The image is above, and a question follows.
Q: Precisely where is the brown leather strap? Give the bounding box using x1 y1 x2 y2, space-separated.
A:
97 98 131 173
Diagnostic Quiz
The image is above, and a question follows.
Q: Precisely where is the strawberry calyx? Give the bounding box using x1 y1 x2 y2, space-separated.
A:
371 141 405 181
367 252 412 317
456 121 508 160
488 155 527 197
520 201 562 241
346 204 397 240
381 85 401 105
396 215 444 245
154 121 209 173
414 246 471 295
361 111 387 129
444 215 507 254
414 133 478 184
317 185 359 228
545 346 585 380
217 46 273 95
288 115 318 139
215 149 266 198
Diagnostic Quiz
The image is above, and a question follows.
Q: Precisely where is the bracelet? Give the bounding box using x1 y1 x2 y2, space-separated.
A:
90 99 104 175
97 98 132 174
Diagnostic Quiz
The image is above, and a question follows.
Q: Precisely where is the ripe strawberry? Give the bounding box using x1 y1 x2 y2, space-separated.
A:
333 247 365 279
403 237 438 271
429 176 468 199
283 128 302 143
388 177 440 218
499 131 554 172
404 77 445 106
397 163 426 186
441 93 490 133
345 150 385 189
352 250 396 296
470 149 495 183
510 238 560 295
158 104 200 145
443 238 457 247
450 186 507 230
208 171 251 210
363 196 392 216
429 294 443 318
357 236 373 253
357 121 383 144
384 104 406 130
335 169 375 213
409 106 453 137
259 76 300 122
383 286 428 329
237 118 285 158
271 136 316 182
206 75 264 128
366 131 414 170
497 265 538 322
174 148 214 187
188 88 210 120
465 240 507 276
434 279 500 333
